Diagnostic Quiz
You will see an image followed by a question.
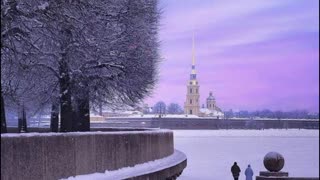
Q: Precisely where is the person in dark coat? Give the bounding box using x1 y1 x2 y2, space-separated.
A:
245 164 254 180
231 162 241 180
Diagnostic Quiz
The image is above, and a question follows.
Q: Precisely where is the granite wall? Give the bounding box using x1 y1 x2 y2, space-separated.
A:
92 118 319 130
1 130 179 180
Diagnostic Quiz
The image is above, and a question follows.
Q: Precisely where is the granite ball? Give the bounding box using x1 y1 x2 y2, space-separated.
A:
263 152 285 172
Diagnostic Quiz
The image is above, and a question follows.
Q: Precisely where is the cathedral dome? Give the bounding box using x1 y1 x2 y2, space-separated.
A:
207 92 215 101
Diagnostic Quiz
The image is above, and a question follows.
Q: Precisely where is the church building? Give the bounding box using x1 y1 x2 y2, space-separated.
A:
184 34 223 118
184 34 200 116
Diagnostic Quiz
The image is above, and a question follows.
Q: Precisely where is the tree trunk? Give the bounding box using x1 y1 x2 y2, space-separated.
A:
18 105 28 133
59 26 75 132
99 101 103 116
59 58 74 132
59 82 73 132
71 110 79 131
76 87 90 131
50 99 59 132
1 92 7 133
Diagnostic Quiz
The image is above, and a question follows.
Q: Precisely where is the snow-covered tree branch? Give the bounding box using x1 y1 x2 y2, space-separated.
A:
1 0 160 132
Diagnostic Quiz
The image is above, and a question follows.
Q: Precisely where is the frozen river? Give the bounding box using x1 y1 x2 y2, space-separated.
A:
174 129 319 180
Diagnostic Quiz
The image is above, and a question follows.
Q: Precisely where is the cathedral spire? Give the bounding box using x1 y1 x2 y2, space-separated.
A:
190 32 197 80
192 32 195 66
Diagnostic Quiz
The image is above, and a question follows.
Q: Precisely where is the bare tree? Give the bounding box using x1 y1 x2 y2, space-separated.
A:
1 0 39 133
167 103 183 114
153 101 166 117
1 0 160 132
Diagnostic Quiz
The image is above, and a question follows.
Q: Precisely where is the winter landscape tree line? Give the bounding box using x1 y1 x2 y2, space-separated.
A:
1 0 160 133
150 101 318 120
224 109 319 120
150 101 184 116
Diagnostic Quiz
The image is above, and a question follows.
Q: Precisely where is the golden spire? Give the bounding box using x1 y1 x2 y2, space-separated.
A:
192 32 195 66
190 32 197 80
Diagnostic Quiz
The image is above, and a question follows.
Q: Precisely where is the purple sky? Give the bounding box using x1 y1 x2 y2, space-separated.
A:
144 0 319 112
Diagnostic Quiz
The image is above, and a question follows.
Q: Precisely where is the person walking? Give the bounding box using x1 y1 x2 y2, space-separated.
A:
245 164 254 180
231 162 241 180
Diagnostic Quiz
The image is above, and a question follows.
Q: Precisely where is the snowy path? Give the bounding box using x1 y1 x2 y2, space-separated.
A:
174 129 319 180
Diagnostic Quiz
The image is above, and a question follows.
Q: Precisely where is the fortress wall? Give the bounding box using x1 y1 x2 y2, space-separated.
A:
1 129 183 180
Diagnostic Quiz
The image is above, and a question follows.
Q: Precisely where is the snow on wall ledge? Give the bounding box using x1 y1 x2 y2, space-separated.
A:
64 150 187 180
1 129 186 180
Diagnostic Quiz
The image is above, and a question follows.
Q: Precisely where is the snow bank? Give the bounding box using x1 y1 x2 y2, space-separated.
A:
109 114 200 118
173 129 319 138
63 150 186 180
1 129 170 138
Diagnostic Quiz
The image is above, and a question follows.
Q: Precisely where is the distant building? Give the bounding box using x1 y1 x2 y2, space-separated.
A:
102 110 143 117
184 34 200 116
199 92 224 118
206 92 216 110
184 34 223 118
100 105 144 118
142 104 153 114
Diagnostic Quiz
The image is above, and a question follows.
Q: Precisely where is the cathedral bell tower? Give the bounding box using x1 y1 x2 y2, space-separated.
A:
184 34 200 116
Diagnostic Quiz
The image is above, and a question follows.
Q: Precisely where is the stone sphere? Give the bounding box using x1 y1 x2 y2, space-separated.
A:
263 152 285 172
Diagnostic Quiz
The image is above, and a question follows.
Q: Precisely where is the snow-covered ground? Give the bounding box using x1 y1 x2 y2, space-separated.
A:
109 114 200 118
174 129 319 180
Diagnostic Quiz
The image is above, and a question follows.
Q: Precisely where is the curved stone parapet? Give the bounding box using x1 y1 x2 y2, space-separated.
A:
1 129 187 180
65 150 187 180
